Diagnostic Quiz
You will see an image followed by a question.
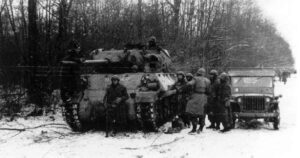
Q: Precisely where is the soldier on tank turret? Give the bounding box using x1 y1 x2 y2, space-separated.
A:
147 36 162 51
63 39 82 63
103 75 129 136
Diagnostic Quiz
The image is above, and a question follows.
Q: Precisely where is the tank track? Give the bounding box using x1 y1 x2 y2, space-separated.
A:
136 102 158 131
62 103 85 131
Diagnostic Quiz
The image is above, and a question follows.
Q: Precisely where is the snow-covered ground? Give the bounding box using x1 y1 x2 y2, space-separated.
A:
0 75 299 158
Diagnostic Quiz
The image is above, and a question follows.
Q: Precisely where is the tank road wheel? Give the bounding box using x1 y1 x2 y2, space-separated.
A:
136 102 159 131
62 103 86 132
149 102 159 131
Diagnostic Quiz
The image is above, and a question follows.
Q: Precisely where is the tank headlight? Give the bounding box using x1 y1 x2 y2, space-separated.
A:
237 98 242 103
265 98 271 102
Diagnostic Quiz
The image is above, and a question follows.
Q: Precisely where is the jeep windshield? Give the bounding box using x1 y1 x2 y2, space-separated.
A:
231 77 273 87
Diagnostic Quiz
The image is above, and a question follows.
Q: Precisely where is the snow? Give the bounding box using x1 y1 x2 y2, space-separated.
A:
0 75 299 158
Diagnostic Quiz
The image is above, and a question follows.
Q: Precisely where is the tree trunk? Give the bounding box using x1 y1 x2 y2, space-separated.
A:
137 0 143 42
173 0 181 41
28 0 41 105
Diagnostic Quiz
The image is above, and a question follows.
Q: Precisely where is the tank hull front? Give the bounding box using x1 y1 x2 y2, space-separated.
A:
61 73 177 131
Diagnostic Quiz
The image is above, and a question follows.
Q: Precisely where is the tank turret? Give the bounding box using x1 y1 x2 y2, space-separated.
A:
62 44 172 73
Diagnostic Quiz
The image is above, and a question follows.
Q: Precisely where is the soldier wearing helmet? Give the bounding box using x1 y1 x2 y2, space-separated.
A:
185 68 210 134
216 72 232 132
147 36 162 51
186 73 194 82
148 36 157 48
206 69 221 130
64 39 82 63
61 39 82 103
103 75 129 136
170 71 188 117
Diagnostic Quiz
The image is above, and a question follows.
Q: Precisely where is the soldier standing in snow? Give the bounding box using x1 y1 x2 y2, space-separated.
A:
185 73 194 82
216 72 232 132
170 71 188 115
206 69 220 129
103 75 129 136
185 68 210 134
170 71 190 127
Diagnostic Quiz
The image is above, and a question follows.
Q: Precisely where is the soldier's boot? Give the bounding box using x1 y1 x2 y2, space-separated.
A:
197 125 204 134
189 122 197 134
189 126 196 133
215 122 220 130
207 114 216 129
207 122 215 129
206 113 214 129
221 127 230 133
111 120 117 136
220 122 231 133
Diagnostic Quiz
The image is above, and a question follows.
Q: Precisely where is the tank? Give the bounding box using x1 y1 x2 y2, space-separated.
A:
60 44 178 131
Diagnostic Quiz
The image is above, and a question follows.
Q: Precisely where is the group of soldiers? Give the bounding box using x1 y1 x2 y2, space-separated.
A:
171 68 233 133
102 67 233 136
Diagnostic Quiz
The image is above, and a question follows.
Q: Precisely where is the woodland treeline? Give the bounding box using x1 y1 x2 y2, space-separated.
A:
0 0 294 69
0 0 295 109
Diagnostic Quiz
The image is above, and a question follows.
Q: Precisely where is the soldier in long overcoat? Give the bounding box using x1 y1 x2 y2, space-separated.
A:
186 68 210 133
103 75 129 135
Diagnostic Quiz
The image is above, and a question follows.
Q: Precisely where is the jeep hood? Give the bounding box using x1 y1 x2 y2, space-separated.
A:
231 87 274 97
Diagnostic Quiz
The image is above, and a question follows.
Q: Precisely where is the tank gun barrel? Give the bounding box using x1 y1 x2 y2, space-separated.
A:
61 60 78 65
84 59 109 64
61 59 109 65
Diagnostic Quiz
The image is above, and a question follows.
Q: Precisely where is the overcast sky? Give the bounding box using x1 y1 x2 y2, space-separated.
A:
255 0 300 69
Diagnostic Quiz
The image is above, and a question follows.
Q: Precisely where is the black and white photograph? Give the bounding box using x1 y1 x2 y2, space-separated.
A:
0 0 299 157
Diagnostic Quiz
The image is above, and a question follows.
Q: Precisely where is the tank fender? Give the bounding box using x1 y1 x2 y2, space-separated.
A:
135 91 158 103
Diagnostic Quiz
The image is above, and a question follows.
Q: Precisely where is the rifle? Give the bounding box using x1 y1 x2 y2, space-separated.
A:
104 98 109 137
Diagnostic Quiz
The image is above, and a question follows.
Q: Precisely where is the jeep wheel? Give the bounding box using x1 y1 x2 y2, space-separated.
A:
273 108 280 130
231 115 237 129
273 116 280 130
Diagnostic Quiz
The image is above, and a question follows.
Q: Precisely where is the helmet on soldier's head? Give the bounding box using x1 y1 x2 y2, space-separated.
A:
68 39 80 50
131 65 138 72
197 68 206 76
209 69 218 76
219 72 229 80
149 36 157 43
186 73 193 78
176 71 185 77
111 75 120 81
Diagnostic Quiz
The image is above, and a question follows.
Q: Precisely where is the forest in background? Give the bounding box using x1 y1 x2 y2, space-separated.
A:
0 0 295 69
0 0 295 111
